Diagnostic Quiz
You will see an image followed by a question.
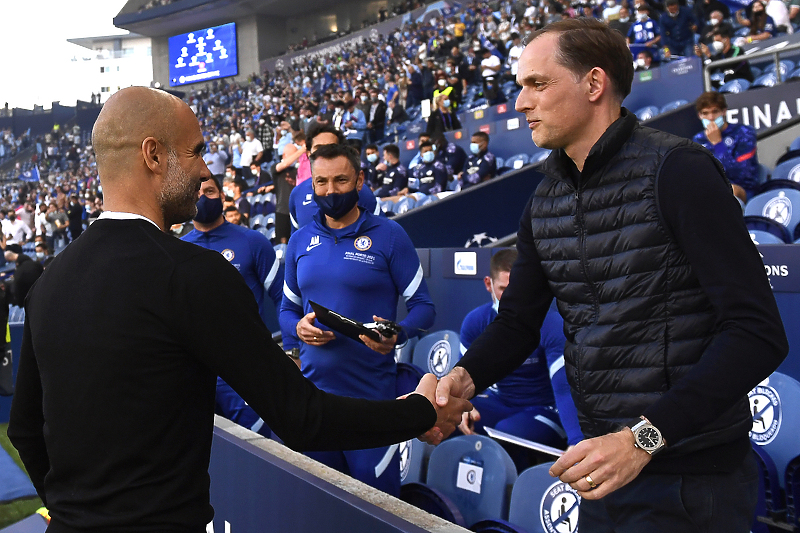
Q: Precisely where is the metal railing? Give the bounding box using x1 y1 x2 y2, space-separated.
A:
702 42 800 91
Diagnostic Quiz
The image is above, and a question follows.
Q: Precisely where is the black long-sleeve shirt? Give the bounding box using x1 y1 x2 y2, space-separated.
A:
458 143 788 474
8 218 436 532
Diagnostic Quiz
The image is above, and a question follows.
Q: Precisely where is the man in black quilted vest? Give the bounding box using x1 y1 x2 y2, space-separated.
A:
425 18 788 533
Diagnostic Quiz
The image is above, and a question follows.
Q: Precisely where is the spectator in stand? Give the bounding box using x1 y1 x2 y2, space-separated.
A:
458 249 582 470
695 24 754 86
5 211 32 245
459 132 497 190
603 0 623 21
230 179 251 224
373 144 408 198
698 10 726 44
224 206 245 226
46 204 69 250
432 71 455 112
635 49 655 70
3 243 43 307
366 89 387 144
386 99 409 126
611 6 633 36
34 242 51 264
504 33 525 83
66 196 85 241
736 0 778 41
342 99 367 153
789 0 800 29
269 133 299 244
660 0 698 57
255 117 274 164
239 129 264 181
480 48 503 105
628 4 661 48
405 61 424 110
693 92 759 202
766 0 793 32
695 0 731 37
203 142 229 180
250 162 272 191
426 94 462 136
362 144 382 190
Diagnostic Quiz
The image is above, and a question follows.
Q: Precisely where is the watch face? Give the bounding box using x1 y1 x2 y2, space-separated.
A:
636 426 661 450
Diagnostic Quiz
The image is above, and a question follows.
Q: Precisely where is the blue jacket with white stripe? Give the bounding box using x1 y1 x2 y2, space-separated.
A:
281 208 435 400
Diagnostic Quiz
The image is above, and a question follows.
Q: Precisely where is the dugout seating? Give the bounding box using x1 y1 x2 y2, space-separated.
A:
745 215 793 244
744 188 800 241
412 330 460 379
771 157 800 183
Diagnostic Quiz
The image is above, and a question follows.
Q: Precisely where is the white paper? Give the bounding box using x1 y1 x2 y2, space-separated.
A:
484 426 566 457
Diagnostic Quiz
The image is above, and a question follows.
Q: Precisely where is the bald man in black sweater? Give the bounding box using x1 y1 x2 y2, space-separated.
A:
8 87 470 533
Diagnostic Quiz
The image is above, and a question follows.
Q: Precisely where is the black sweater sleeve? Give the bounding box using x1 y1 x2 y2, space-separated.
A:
644 148 788 445
456 194 555 394
175 254 437 452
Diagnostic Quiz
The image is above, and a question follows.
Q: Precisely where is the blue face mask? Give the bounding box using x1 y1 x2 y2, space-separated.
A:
701 116 725 129
367 153 378 163
422 151 435 164
312 186 360 220
443 99 451 108
194 195 223 223
470 142 481 155
490 279 500 313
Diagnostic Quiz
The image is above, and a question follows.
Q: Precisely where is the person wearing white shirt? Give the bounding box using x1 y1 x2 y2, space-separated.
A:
6 213 33 244
480 48 503 104
505 33 526 81
239 129 264 180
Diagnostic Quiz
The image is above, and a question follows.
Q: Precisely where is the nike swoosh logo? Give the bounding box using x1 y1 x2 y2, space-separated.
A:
302 200 314 205
306 243 322 251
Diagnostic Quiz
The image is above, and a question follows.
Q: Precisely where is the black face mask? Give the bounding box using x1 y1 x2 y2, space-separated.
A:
312 186 360 220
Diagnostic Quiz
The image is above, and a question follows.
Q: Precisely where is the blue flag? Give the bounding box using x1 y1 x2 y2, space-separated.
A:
19 166 40 182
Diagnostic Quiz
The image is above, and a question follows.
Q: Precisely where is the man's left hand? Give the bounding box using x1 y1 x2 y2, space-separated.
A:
359 315 398 355
549 428 652 500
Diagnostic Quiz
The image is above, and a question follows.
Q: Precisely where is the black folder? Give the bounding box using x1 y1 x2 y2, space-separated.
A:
309 300 382 344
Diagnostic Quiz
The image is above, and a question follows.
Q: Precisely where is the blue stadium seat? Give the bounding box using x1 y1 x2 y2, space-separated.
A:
530 150 551 164
396 361 425 396
750 65 763 78
786 455 800 528
378 198 395 214
263 212 276 229
710 72 727 86
735 26 751 37
495 157 504 170
749 372 800 488
257 226 275 241
413 330 460 378
752 443 786 531
763 60 795 78
504 154 529 171
744 215 792 244
791 137 800 152
250 213 265 229
634 105 660 121
0 513 48 533
394 335 419 364
393 196 417 214
399 438 435 486
508 462 581 533
751 73 778 89
772 157 800 183
273 243 287 263
744 188 800 239
469 519 528 532
789 67 800 81
659 99 689 113
426 435 519 527
400 483 466 526
719 78 751 93
416 194 440 208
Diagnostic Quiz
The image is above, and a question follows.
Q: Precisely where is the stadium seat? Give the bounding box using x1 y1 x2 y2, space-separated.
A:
749 372 800 488
400 483 466 526
379 198 395 214
504 154 529 171
264 212 276 229
507 462 581 533
744 215 792 244
659 99 689 113
416 194 440 208
786 455 800 527
394 335 419 364
426 435 519 527
719 78 751 93
735 26 751 37
273 243 287 263
393 196 417 214
771 157 800 183
396 361 425 396
744 188 800 238
790 137 800 152
469 519 528 532
413 330 460 378
752 443 786 531
750 65 763 78
530 150 551 164
257 226 275 241
751 73 778 89
763 60 795 78
633 105 660 121
250 213 265 229
398 437 435 486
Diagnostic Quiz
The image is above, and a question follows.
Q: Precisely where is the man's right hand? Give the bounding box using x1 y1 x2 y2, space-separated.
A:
458 407 481 435
413 374 473 442
418 366 476 444
296 312 335 346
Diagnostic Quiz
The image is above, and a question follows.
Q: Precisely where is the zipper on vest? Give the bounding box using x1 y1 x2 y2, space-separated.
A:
575 189 600 321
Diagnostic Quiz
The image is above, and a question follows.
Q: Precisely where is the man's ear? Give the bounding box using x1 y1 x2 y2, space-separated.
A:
142 137 167 175
587 67 608 103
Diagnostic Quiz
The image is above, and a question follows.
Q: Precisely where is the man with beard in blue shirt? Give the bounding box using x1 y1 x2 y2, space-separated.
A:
373 144 409 198
281 143 435 496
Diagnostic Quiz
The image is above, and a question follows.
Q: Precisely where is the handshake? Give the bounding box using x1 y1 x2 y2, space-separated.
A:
408 367 476 445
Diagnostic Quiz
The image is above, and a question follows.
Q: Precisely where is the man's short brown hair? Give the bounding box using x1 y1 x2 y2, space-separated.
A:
531 18 634 103
490 249 518 279
695 91 728 113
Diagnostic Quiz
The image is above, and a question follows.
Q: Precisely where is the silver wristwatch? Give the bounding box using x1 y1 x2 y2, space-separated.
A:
627 416 666 455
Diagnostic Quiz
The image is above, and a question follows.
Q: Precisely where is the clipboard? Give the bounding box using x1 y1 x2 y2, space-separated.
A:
309 300 381 344
484 426 566 457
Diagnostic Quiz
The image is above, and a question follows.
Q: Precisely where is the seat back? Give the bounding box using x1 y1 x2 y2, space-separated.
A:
400 482 466 526
785 455 800 527
508 462 581 533
250 213 265 229
660 99 689 113
763 60 795 77
633 105 659 121
426 435 519 526
505 153 529 171
719 78 751 93
394 336 419 364
752 444 785 532
413 330 460 378
394 196 417 214
752 73 778 89
772 157 800 183
744 215 792 244
748 372 800 487
399 438 435 485
744 189 800 239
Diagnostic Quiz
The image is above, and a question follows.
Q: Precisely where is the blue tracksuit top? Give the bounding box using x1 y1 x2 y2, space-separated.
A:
461 303 584 445
409 160 449 195
692 122 759 193
461 150 497 189
280 208 435 400
182 221 283 319
374 163 409 198
289 178 380 233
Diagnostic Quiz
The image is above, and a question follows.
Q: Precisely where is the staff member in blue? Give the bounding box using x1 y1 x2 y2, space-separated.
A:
182 175 283 322
289 124 380 233
280 143 436 496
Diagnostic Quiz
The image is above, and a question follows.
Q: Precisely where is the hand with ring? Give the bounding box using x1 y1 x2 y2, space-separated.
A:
584 474 597 490
296 312 335 346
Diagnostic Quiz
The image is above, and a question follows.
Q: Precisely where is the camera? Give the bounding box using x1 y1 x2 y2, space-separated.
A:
363 320 402 338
